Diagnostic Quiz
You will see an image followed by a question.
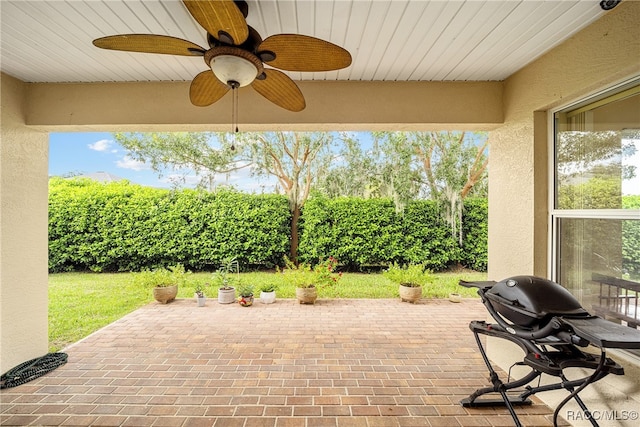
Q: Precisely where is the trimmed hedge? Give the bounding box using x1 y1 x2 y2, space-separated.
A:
49 179 290 272
48 179 488 272
459 197 488 271
297 195 487 271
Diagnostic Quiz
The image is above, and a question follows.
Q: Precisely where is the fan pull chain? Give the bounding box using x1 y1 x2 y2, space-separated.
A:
229 80 240 151
234 84 239 133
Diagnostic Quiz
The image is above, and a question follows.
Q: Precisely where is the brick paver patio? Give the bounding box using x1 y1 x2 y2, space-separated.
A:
1 298 567 426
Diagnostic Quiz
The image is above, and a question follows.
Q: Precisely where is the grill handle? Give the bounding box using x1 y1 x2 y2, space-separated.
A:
481 288 563 339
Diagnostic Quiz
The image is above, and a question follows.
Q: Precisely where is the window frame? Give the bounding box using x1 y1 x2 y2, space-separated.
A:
549 76 640 360
549 76 640 284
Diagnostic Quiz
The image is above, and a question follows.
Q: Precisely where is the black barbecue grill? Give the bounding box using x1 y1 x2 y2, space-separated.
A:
460 276 640 427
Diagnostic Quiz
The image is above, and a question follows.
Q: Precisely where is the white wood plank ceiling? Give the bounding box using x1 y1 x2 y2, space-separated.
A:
1 1 608 84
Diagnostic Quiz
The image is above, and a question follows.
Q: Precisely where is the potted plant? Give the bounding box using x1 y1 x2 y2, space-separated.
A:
383 262 431 303
449 292 462 303
259 282 277 304
214 257 238 304
133 264 189 304
194 283 207 307
282 257 342 304
237 283 254 307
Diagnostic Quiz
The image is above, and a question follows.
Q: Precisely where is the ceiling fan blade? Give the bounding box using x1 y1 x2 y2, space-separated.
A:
93 34 205 56
190 70 230 106
258 34 352 72
183 0 248 45
251 69 305 112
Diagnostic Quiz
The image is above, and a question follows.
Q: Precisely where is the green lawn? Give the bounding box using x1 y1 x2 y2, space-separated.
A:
48 270 486 352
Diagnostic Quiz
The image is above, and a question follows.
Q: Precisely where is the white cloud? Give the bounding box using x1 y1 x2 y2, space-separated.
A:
88 139 112 152
116 156 149 171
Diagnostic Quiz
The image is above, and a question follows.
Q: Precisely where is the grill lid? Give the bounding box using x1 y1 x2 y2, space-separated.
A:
486 276 588 326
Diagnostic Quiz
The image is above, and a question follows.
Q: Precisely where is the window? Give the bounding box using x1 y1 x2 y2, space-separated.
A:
552 79 640 354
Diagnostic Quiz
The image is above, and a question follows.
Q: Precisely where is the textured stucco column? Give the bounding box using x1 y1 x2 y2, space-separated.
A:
0 74 49 373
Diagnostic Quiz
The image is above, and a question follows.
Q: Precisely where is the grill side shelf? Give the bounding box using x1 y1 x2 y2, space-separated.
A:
562 316 640 349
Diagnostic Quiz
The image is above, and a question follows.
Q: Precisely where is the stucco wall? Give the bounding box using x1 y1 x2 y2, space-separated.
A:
0 74 49 373
487 2 640 425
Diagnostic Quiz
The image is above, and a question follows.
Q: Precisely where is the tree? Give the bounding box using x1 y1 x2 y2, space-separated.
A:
413 131 489 200
317 133 382 199
412 131 488 244
114 131 244 189
371 132 423 212
114 131 336 262
316 131 489 242
368 131 488 243
239 132 337 261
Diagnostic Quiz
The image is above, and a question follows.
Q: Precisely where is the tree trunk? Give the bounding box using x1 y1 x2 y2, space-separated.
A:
290 205 300 263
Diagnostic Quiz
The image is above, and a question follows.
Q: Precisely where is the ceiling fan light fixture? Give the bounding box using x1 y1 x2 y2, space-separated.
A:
206 46 264 88
211 54 257 87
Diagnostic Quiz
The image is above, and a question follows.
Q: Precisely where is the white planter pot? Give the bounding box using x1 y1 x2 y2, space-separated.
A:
218 287 236 304
260 291 276 304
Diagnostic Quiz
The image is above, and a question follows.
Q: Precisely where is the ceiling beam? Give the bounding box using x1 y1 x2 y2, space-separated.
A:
23 78 503 132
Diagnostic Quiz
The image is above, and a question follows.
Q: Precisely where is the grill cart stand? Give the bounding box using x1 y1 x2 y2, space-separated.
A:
459 277 640 427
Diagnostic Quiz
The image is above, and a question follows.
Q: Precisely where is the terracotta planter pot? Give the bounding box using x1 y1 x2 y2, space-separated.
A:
399 283 422 303
296 286 317 304
153 285 178 304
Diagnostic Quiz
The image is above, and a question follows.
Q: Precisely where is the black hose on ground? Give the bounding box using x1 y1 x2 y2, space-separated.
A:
0 353 68 389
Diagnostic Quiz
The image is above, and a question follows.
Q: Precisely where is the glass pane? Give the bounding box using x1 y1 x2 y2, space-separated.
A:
555 91 640 209
557 218 640 354
623 136 640 197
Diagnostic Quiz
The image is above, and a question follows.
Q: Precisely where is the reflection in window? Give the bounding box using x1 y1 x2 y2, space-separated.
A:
623 136 640 196
558 218 639 289
556 130 639 210
553 83 640 351
558 218 640 355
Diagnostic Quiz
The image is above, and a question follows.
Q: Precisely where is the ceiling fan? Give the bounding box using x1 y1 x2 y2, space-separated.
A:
92 0 352 112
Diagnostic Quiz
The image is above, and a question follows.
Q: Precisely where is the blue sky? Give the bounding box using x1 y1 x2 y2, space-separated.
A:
49 131 640 195
49 132 139 180
49 132 277 191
